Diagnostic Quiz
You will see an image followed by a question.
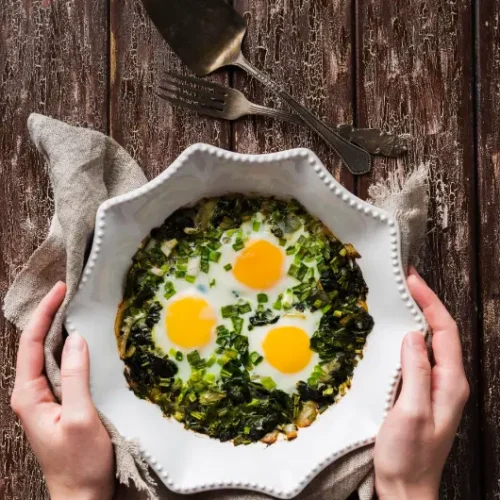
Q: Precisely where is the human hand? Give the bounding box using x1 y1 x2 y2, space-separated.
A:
10 282 115 500
374 269 470 500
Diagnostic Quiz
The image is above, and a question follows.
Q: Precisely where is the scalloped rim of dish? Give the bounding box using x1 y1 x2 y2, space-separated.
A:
66 144 426 499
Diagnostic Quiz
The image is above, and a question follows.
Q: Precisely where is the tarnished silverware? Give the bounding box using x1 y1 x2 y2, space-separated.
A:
158 72 409 157
141 0 372 174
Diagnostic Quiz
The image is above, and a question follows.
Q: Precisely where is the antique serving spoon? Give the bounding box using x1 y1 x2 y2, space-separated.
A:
141 0 373 174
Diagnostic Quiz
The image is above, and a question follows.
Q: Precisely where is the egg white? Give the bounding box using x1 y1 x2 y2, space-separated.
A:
150 212 323 393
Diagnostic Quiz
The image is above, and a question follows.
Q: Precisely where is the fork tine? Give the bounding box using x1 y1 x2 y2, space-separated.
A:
164 71 229 99
156 90 227 120
160 76 226 104
158 84 225 111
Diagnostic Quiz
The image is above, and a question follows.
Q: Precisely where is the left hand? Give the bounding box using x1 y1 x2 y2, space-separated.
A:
10 282 115 500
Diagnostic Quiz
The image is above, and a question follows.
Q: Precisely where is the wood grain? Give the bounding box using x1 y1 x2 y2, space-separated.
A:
0 0 108 498
476 1 500 498
109 0 230 178
355 0 480 498
232 0 355 191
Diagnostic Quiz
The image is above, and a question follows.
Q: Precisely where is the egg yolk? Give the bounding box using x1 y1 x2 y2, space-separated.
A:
262 326 312 374
166 297 216 349
233 239 284 290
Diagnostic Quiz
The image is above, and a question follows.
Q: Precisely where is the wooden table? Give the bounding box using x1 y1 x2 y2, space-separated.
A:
0 0 497 498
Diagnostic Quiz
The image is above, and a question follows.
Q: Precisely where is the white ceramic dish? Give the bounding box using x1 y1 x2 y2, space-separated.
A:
65 144 425 499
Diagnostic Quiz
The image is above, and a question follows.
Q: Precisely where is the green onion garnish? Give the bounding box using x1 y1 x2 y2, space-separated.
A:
221 305 239 318
261 376 277 390
238 302 252 314
257 293 268 303
209 250 221 263
164 281 176 299
231 316 244 334
249 351 264 366
232 239 245 252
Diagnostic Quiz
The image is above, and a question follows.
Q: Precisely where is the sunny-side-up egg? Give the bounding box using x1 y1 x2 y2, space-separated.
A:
151 212 322 393
248 313 322 394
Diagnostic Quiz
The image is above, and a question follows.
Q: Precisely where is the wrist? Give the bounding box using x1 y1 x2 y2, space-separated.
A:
376 480 439 500
50 486 113 500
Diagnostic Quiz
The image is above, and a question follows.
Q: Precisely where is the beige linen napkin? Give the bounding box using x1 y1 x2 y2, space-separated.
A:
4 114 429 500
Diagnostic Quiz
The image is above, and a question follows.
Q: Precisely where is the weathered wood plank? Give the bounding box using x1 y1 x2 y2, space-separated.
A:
0 0 108 498
476 1 500 498
109 0 231 178
231 0 355 191
356 0 480 498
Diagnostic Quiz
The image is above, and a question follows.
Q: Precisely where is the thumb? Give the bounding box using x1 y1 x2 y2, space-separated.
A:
60 333 95 423
395 331 432 416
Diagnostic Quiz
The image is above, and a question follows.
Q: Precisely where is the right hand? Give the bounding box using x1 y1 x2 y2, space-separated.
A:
374 269 470 500
10 282 115 500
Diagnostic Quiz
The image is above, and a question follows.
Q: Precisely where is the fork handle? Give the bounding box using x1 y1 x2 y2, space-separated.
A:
234 54 371 175
247 103 304 126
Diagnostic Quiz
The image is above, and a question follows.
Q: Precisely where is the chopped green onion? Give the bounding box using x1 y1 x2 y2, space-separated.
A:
339 248 347 257
169 348 177 358
164 281 176 299
216 325 231 336
238 302 252 314
200 260 209 273
175 351 184 362
252 220 261 231
209 278 216 288
232 239 245 252
334 310 343 318
286 246 296 255
221 305 239 318
296 264 308 281
279 238 287 246
287 264 298 278
223 263 233 271
257 293 268 303
322 304 332 314
187 350 206 368
231 316 244 334
260 376 277 390
209 250 221 262
204 373 216 384
272 297 282 310
175 270 186 279
249 351 264 366
209 241 222 250
185 274 196 283
206 354 217 367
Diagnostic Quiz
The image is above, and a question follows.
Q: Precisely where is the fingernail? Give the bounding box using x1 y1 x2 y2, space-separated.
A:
407 274 419 287
406 331 425 350
66 333 85 352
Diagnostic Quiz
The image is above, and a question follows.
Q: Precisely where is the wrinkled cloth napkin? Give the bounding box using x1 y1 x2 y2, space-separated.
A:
4 114 429 500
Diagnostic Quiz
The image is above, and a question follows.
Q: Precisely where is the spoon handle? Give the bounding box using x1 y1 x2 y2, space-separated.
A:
234 54 372 175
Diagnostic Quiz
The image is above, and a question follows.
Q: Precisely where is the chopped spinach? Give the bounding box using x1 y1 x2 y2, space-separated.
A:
117 195 374 446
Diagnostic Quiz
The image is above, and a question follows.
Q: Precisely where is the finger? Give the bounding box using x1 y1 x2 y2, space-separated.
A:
60 334 95 424
407 273 464 372
15 282 67 385
395 331 432 416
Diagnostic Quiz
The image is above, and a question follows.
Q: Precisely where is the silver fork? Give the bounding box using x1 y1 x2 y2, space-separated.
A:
157 72 408 157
